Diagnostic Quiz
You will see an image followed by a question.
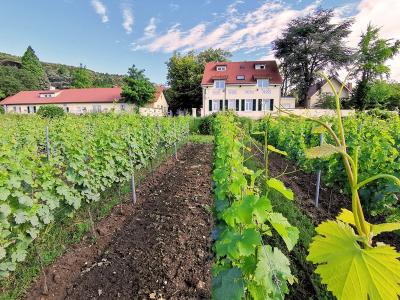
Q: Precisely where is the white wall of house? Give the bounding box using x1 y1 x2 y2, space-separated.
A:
143 91 168 115
309 79 350 108
202 84 287 116
3 102 135 114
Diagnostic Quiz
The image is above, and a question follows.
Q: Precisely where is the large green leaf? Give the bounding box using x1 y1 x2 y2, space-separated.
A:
305 144 344 159
268 212 299 251
307 220 400 300
212 267 244 300
252 245 294 300
267 178 293 200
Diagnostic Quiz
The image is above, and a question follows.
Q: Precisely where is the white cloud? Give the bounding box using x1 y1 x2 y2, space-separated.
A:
348 0 400 81
144 17 157 38
91 0 109 23
122 6 134 34
133 0 319 54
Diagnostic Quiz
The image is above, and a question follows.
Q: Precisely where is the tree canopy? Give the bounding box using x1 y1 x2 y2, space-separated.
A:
71 65 94 88
351 24 400 109
166 48 231 110
121 65 155 107
21 46 49 89
273 9 353 107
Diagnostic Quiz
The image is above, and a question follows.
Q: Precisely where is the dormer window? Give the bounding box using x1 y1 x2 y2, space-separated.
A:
257 79 269 88
39 91 59 98
214 80 225 89
255 64 266 70
236 75 245 80
216 65 226 71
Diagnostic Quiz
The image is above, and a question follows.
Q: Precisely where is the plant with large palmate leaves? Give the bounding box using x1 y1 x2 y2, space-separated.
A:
212 113 299 300
304 74 400 300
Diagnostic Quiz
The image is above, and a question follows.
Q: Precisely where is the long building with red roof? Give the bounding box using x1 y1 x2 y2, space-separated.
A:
201 60 294 118
0 86 168 115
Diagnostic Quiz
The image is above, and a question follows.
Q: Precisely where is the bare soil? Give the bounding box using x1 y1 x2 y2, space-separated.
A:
26 143 214 300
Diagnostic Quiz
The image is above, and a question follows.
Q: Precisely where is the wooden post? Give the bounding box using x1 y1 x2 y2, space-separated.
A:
128 148 137 204
315 133 324 207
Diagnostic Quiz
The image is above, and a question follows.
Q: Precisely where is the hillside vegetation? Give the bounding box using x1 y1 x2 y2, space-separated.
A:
0 50 124 99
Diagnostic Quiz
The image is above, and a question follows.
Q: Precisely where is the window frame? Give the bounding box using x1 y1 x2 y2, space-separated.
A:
244 99 253 111
212 100 220 112
214 80 226 89
257 79 269 88
236 75 245 80
216 65 227 71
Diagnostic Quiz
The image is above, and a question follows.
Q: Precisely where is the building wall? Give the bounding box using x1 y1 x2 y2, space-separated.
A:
3 102 135 114
309 80 350 107
202 84 284 116
144 92 169 115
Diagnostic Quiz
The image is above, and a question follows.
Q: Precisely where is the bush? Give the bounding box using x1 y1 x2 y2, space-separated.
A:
0 106 4 114
37 105 65 118
198 114 216 135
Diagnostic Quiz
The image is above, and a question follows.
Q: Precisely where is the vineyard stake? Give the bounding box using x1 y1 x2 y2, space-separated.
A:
315 133 324 207
128 147 137 204
46 126 50 161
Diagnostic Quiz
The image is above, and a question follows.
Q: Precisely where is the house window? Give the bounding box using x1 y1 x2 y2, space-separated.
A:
214 80 225 89
13 106 17 112
93 104 102 113
236 75 245 80
261 99 270 111
257 79 269 88
27 106 36 113
63 105 69 113
216 65 226 71
212 100 220 111
120 103 126 111
227 100 236 110
255 64 266 70
245 99 253 111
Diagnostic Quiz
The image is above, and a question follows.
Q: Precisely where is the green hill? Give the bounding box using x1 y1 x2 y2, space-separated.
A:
0 51 125 94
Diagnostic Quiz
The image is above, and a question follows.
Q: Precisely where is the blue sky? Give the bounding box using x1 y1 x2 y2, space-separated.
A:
1 0 399 83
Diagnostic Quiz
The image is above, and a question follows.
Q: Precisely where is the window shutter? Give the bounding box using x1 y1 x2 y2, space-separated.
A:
220 100 223 110
209 100 212 112
225 100 228 110
236 99 239 111
270 99 274 111
258 99 262 111
252 99 256 111
241 99 245 111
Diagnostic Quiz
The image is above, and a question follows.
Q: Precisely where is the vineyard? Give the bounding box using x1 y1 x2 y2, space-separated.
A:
0 104 400 299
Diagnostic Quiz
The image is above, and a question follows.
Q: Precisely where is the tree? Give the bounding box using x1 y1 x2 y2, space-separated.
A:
166 48 231 110
0 105 4 114
121 65 155 107
0 89 6 100
273 9 353 107
351 24 400 109
37 105 65 118
364 80 400 110
71 65 93 88
0 66 41 97
21 46 49 89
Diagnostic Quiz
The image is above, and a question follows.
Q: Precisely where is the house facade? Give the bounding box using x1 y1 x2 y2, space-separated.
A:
1 86 168 115
201 61 295 118
307 76 352 108
139 86 169 116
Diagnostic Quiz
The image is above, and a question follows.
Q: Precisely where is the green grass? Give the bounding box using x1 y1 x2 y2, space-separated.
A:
0 141 188 300
243 148 333 300
188 134 214 144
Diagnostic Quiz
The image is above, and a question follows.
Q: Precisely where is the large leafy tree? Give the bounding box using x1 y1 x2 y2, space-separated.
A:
0 66 41 97
351 24 400 109
166 48 231 110
364 80 400 110
71 65 93 88
121 65 155 107
273 9 353 107
21 46 49 89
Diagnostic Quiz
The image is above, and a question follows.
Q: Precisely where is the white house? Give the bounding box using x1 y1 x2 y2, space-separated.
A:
307 76 352 108
201 60 295 118
1 86 168 116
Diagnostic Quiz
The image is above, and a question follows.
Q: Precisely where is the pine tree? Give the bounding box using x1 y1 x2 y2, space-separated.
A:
21 46 49 89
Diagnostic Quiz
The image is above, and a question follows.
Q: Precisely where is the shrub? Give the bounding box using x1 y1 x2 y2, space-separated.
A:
0 106 4 114
198 114 216 135
37 105 65 118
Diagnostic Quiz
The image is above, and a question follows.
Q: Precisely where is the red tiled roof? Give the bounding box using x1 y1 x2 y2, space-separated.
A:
1 87 123 105
152 86 164 103
201 61 283 85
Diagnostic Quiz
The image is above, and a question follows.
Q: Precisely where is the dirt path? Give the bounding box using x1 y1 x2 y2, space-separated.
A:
26 143 214 300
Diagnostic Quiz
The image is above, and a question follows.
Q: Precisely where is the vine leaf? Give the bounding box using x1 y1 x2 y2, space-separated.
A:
252 245 294 300
267 145 287 156
267 178 293 200
268 213 299 251
307 220 400 300
0 188 10 201
337 209 400 236
212 267 244 300
305 144 344 159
